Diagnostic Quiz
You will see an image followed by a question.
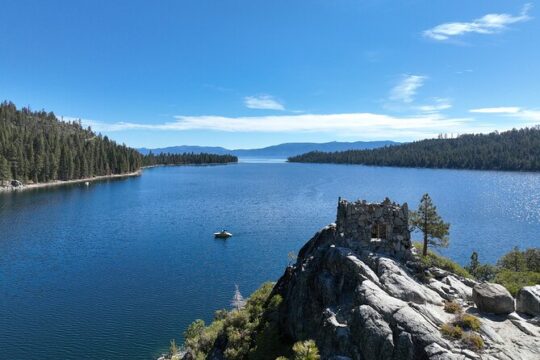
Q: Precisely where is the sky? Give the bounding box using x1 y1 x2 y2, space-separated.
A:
1 0 539 149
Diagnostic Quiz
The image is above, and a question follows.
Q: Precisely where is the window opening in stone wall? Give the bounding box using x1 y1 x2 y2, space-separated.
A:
370 223 387 240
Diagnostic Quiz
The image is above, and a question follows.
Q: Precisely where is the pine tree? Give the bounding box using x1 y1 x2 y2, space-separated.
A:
410 193 450 256
0 155 11 181
466 251 480 275
0 101 142 184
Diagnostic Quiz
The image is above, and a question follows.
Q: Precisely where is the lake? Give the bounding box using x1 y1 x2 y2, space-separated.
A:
1 162 539 359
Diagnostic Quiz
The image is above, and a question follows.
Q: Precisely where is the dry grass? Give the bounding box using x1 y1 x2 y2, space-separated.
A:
440 323 463 339
443 301 462 314
463 333 484 351
457 314 481 331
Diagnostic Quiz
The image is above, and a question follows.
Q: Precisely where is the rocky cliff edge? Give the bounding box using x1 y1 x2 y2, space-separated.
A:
271 224 539 360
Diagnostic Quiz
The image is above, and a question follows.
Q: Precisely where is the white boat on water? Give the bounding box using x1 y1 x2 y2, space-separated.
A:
214 230 232 239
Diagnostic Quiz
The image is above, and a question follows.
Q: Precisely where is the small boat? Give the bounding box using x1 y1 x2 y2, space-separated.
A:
214 230 232 239
84 181 90 186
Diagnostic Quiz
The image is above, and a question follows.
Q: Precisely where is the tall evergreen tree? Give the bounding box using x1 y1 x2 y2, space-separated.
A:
0 155 11 181
410 193 450 256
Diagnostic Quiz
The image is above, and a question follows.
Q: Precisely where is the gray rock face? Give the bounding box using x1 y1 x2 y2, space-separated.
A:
516 285 540 316
272 222 539 360
472 283 515 314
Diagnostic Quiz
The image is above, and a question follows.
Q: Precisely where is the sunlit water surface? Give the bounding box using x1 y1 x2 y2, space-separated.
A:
1 162 539 359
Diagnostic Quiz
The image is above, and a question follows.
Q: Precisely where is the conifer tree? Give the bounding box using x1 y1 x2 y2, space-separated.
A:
410 193 450 256
0 101 142 184
0 155 11 181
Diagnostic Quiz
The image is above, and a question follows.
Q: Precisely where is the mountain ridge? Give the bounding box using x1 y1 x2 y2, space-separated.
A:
138 140 398 158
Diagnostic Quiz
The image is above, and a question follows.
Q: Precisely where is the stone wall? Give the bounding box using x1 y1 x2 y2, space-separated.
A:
336 197 411 258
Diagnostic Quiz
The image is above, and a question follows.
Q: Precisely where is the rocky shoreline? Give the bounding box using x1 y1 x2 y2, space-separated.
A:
0 170 141 193
172 198 540 360
269 224 540 359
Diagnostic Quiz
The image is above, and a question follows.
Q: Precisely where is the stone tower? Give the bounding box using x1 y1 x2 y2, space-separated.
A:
335 197 411 258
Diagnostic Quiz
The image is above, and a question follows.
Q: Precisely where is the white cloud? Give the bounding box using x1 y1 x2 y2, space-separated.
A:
417 98 452 113
389 75 427 103
64 112 479 140
424 4 532 41
470 107 521 114
244 95 285 110
469 106 540 122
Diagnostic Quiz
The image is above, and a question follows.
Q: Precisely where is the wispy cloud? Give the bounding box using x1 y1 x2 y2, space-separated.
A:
424 3 532 41
64 112 479 140
417 98 452 113
244 95 285 110
470 106 540 122
389 75 427 103
470 107 521 114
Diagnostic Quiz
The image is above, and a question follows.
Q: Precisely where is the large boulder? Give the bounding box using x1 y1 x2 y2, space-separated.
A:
473 282 515 314
516 285 540 316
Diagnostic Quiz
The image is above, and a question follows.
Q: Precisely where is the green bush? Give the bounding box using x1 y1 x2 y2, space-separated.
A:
440 323 463 339
524 248 540 272
494 269 540 296
413 243 472 278
463 333 484 351
465 248 540 295
443 301 462 314
292 340 320 360
497 247 528 272
180 282 291 360
473 264 498 282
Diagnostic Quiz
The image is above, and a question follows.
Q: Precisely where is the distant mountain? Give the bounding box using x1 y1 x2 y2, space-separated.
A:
138 141 398 158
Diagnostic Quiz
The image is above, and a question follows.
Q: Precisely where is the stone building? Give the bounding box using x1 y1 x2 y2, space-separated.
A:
335 197 411 258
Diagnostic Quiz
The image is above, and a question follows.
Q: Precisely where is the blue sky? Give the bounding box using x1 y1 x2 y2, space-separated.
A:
1 0 539 149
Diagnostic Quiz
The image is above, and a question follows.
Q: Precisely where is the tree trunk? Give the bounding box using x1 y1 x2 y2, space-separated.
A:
423 232 428 256
422 201 428 256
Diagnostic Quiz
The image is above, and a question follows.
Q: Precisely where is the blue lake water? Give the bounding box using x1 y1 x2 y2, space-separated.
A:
1 162 540 359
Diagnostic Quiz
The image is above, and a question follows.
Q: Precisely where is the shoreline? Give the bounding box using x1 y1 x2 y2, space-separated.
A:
287 160 540 174
141 161 238 169
0 170 142 193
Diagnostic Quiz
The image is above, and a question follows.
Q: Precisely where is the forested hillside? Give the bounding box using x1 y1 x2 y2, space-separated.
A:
0 101 142 184
289 127 540 172
142 152 237 166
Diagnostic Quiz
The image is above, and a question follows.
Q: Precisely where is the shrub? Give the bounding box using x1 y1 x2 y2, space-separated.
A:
457 314 481 331
183 319 208 353
524 248 540 272
440 323 463 339
169 339 179 355
463 333 484 351
292 340 320 360
495 269 540 296
473 264 498 282
497 247 527 272
413 242 472 278
443 301 462 314
179 282 291 360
